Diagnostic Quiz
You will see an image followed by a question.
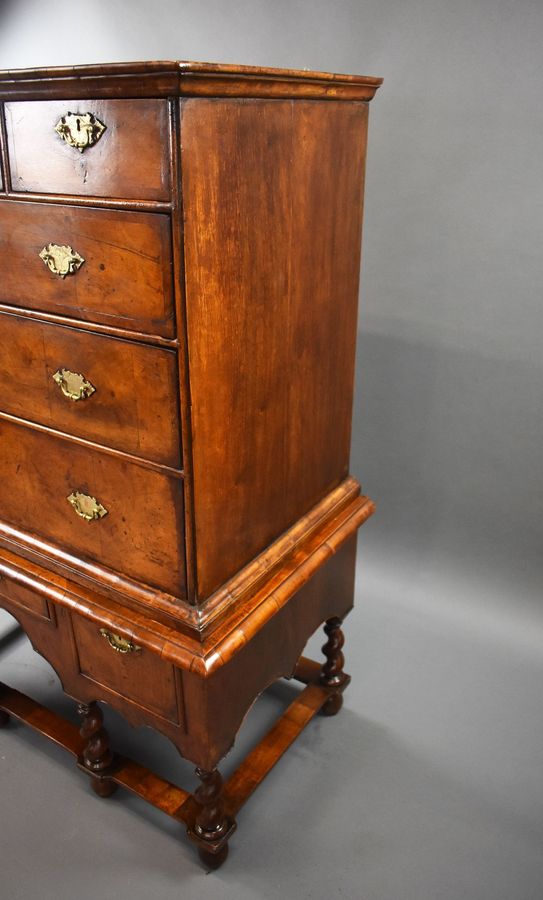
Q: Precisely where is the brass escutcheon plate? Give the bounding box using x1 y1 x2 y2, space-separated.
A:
67 491 108 522
99 629 141 654
53 369 96 402
39 243 85 278
54 111 106 152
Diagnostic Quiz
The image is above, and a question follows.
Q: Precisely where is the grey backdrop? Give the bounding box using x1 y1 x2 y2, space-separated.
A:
0 2 541 899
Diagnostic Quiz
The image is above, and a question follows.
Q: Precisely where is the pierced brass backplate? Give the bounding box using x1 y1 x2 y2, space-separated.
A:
39 243 85 278
67 491 108 522
54 111 106 152
99 629 141 654
53 369 96 402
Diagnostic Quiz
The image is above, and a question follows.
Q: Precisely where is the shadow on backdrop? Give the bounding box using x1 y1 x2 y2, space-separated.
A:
352 325 543 610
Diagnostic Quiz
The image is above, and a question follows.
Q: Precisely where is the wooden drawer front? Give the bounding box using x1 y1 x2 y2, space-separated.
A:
0 418 186 599
0 200 174 337
0 569 52 622
72 613 179 723
5 99 170 201
0 313 181 468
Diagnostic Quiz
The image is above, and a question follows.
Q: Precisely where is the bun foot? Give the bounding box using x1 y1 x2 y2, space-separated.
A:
91 777 117 798
198 843 229 869
0 709 9 727
321 692 343 717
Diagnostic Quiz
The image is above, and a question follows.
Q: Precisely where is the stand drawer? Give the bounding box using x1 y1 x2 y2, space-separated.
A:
71 613 180 723
0 568 53 623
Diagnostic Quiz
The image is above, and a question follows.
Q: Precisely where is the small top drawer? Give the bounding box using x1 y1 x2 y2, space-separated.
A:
5 99 170 201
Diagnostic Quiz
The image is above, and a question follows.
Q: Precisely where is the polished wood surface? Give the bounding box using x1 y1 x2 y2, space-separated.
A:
77 701 117 797
0 416 186 597
5 99 170 199
0 312 181 466
181 98 368 599
0 200 174 335
72 615 180 723
0 60 383 102
0 569 52 621
0 645 344 867
0 60 381 869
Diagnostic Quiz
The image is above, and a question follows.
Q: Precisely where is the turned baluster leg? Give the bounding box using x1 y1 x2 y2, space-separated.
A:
190 767 235 868
77 701 117 798
320 616 348 716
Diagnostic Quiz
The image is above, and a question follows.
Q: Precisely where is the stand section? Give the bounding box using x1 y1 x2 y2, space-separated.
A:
0 655 350 869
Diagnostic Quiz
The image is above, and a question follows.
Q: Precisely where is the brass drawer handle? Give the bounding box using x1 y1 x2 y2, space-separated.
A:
67 491 108 522
54 111 106 152
53 368 96 402
39 243 85 278
99 629 141 654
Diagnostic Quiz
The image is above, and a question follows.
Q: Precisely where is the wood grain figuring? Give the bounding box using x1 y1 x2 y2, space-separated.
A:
181 98 369 600
198 476 362 629
0 61 382 867
0 417 186 597
0 61 383 103
0 570 52 621
5 99 170 200
168 98 198 607
2 193 171 213
0 312 181 467
72 615 180 723
223 682 327 816
0 304 177 349
0 200 174 336
0 488 374 664
0 654 342 868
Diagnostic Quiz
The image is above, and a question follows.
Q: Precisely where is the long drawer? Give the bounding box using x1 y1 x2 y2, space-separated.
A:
0 313 181 467
0 417 186 598
5 99 170 201
0 200 174 336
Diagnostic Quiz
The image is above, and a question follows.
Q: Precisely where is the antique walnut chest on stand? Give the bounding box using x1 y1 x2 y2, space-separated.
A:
0 61 381 868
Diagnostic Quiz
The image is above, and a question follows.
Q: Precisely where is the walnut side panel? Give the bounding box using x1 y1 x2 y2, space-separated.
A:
180 98 369 601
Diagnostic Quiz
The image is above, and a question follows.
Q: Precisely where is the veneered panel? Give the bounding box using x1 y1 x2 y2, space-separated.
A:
5 99 170 200
0 200 174 336
0 417 186 598
181 98 368 600
0 313 181 467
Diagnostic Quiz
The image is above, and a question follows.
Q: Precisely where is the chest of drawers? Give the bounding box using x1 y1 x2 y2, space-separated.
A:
0 60 381 868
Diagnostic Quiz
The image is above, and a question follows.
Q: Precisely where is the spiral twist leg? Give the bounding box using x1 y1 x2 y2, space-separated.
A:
320 617 348 716
191 767 235 868
77 701 117 797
